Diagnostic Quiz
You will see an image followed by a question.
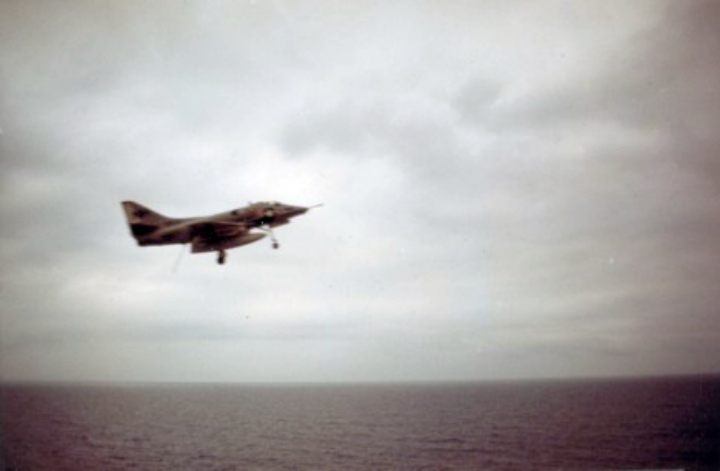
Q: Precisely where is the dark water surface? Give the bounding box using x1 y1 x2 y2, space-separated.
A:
2 376 719 470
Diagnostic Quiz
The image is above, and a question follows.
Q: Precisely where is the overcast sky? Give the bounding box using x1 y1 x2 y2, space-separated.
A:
1 0 719 383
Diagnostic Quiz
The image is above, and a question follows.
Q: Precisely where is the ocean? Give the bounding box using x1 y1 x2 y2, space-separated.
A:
1 376 718 470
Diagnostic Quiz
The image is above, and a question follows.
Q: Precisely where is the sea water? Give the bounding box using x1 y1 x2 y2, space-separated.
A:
2 376 718 470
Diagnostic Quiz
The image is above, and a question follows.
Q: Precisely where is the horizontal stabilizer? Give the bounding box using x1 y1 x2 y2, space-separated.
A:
191 233 266 253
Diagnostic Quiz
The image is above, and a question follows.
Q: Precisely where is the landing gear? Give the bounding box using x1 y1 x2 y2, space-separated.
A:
261 225 280 250
217 249 226 265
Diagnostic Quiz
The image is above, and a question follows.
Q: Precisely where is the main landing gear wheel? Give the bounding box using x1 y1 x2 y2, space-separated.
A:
272 241 279 250
217 250 226 265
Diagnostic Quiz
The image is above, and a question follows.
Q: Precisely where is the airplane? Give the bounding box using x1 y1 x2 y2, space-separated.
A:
121 200 319 264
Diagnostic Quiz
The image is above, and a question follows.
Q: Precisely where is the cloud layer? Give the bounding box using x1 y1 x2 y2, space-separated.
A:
1 0 719 382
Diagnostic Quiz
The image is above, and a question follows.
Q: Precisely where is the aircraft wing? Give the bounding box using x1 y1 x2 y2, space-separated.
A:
189 221 267 253
193 221 249 239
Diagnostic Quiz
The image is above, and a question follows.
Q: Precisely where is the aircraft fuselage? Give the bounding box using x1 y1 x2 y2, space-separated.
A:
121 200 314 263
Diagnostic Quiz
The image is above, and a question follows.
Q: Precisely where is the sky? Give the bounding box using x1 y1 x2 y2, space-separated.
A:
1 0 719 383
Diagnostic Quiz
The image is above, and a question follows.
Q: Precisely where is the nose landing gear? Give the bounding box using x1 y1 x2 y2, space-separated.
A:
217 249 226 265
261 225 280 250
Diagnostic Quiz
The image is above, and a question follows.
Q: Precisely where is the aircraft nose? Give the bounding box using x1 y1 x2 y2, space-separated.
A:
289 205 308 216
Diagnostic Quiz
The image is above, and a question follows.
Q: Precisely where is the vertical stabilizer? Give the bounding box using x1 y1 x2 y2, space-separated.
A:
121 201 171 239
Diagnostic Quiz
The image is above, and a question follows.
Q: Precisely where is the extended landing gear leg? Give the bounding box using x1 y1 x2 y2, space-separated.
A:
217 250 226 265
262 225 280 250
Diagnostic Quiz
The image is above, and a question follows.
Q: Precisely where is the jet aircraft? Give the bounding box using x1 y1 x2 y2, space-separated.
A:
121 200 318 264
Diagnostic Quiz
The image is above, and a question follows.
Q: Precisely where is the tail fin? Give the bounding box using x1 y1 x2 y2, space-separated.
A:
121 201 171 239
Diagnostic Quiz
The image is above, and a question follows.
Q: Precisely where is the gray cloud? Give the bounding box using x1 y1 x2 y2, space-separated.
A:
1 0 719 382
